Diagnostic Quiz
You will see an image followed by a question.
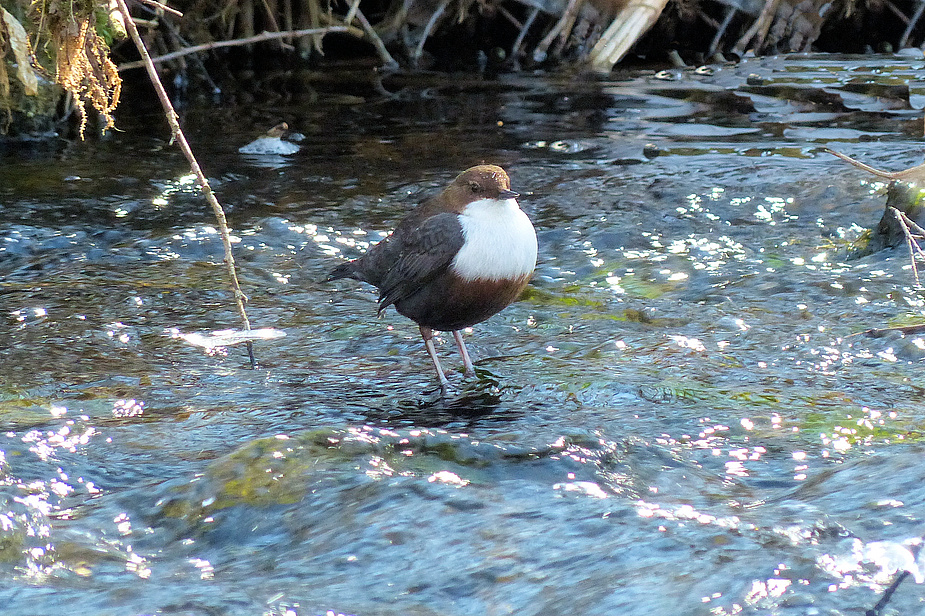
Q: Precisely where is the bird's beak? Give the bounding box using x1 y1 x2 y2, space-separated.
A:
500 189 519 199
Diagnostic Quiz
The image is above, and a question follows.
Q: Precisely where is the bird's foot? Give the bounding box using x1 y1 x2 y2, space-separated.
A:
437 375 453 396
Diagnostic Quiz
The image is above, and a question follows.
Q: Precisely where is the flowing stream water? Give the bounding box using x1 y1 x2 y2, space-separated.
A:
2 53 925 615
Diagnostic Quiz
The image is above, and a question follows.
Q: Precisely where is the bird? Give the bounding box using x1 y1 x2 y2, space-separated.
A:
327 164 538 390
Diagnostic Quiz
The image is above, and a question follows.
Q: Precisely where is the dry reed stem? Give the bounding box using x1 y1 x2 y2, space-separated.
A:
588 0 668 71
114 0 257 366
732 0 781 54
533 0 580 61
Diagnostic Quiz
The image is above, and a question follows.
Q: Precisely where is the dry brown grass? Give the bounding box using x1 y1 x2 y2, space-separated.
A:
0 0 122 136
54 16 122 137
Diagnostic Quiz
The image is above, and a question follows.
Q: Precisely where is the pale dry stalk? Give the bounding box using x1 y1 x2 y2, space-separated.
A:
889 206 925 287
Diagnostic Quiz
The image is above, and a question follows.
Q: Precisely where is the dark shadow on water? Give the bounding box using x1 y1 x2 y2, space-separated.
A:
362 369 528 427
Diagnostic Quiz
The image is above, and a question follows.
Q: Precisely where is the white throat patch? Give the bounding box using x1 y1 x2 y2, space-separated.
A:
451 198 538 282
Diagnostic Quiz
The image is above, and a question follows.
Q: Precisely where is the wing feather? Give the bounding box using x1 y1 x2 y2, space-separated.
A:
376 213 464 313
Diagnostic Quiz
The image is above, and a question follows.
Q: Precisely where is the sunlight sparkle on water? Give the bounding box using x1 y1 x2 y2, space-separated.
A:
636 501 744 529
169 327 285 353
113 399 144 418
745 578 791 603
190 558 215 580
114 512 132 535
11 307 47 324
863 180 889 194
605 275 626 294
670 335 706 352
126 550 151 579
818 537 925 592
365 456 396 479
553 481 609 498
23 425 95 460
876 348 898 362
428 471 469 487
666 236 746 271
106 322 131 344
152 174 200 209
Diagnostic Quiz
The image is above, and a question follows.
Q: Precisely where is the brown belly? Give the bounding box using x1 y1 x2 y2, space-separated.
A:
394 272 531 331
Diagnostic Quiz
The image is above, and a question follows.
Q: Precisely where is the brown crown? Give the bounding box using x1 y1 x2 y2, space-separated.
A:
438 165 513 212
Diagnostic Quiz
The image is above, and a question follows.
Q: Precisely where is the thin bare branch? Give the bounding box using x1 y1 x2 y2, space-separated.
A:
352 9 399 69
895 208 921 284
709 6 736 55
412 0 450 66
317 13 364 36
823 147 925 181
511 7 540 59
899 0 925 48
498 5 523 30
854 323 925 337
889 206 925 287
901 208 925 238
135 0 183 18
258 0 289 49
118 26 347 70
343 0 361 30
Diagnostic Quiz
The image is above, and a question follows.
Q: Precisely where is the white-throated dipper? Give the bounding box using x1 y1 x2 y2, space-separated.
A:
327 164 538 390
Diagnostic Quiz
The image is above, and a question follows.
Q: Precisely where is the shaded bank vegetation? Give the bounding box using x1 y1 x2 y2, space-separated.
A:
3 0 925 135
0 0 123 136
110 0 925 76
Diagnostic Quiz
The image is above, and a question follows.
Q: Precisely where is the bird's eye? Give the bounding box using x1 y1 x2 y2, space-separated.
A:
469 182 481 193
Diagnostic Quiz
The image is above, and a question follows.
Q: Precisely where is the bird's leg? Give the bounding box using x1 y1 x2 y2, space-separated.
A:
452 330 476 377
420 326 450 391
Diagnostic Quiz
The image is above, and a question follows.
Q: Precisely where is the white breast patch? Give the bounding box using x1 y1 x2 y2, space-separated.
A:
451 198 538 282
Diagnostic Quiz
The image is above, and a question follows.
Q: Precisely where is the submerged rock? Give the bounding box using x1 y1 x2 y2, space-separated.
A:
848 181 925 259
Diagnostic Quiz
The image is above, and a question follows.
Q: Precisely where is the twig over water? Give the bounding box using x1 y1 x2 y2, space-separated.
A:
866 570 910 616
115 0 257 367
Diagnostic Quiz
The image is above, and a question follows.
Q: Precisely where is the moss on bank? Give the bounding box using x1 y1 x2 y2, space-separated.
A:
1 0 121 137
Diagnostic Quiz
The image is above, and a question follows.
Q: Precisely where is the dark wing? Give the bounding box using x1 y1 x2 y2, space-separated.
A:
376 213 464 314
